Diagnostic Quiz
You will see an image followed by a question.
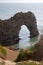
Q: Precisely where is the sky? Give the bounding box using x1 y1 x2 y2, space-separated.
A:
0 0 43 3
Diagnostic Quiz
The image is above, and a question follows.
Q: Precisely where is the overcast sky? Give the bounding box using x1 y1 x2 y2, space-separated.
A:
0 0 43 3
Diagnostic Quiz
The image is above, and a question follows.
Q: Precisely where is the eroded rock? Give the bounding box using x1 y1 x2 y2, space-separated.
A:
0 11 39 46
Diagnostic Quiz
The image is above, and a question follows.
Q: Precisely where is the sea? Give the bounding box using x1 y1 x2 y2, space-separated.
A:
0 3 43 50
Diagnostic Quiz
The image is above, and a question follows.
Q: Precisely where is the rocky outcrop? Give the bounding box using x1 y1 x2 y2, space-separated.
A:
0 11 39 46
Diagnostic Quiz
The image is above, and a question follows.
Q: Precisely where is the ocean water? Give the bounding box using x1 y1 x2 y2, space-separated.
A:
0 3 43 50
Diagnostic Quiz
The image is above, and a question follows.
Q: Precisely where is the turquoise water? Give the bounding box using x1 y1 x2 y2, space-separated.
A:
0 3 43 50
8 25 39 50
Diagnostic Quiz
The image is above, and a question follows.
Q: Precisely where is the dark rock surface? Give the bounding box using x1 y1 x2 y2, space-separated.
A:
0 11 39 46
28 35 43 61
27 35 43 61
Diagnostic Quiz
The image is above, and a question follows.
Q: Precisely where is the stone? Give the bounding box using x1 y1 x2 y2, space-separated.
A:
0 11 39 46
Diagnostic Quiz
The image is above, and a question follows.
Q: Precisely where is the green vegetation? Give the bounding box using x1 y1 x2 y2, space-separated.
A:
28 62 40 65
14 45 36 62
16 60 43 65
16 61 40 65
0 45 7 59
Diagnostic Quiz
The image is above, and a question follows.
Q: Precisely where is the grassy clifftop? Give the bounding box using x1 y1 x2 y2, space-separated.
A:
0 45 7 59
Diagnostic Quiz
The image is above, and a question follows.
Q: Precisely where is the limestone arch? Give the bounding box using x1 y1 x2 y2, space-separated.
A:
14 11 39 40
0 11 39 46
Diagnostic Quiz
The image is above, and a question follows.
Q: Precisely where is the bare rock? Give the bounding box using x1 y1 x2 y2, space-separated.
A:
0 11 39 46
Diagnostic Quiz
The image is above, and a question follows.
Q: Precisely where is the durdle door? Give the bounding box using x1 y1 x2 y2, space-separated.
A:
0 11 39 46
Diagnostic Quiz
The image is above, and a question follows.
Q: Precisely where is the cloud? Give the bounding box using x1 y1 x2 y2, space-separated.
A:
0 0 43 3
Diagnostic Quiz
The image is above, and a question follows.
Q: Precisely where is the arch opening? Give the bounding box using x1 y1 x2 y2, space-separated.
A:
19 25 30 39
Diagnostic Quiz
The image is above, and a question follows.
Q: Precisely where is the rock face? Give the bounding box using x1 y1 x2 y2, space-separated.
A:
0 11 39 46
28 35 43 61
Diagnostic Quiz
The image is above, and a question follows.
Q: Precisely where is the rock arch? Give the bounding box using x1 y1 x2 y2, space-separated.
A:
0 11 39 46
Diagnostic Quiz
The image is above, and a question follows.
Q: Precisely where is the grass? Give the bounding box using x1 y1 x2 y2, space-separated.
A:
16 60 43 65
0 45 7 59
16 61 40 65
14 45 36 62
